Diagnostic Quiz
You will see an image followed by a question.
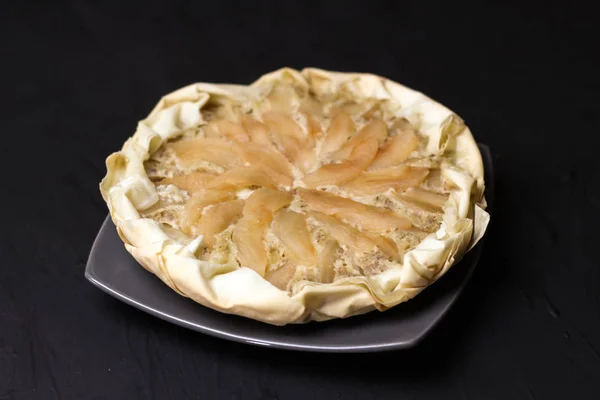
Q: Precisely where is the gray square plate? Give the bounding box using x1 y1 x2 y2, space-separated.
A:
85 144 493 353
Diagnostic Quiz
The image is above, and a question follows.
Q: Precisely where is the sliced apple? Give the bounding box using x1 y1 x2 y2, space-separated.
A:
277 134 318 173
214 120 249 143
272 209 317 266
265 263 297 291
202 121 222 138
168 138 240 170
308 211 376 253
318 238 341 283
320 110 355 156
243 188 294 218
265 84 299 114
233 188 293 275
369 119 419 169
196 199 244 246
262 111 317 172
233 217 268 274
343 166 429 196
396 187 448 212
157 171 215 194
302 138 378 188
304 112 323 139
181 188 235 234
300 95 324 119
298 189 412 232
205 166 277 191
330 118 387 161
262 111 305 141
338 102 363 117
365 232 403 262
233 142 294 187
240 115 276 149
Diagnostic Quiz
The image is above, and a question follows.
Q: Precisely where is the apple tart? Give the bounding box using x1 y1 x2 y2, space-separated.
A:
100 67 490 325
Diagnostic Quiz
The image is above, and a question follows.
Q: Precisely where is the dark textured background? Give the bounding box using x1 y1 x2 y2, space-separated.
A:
1 1 600 399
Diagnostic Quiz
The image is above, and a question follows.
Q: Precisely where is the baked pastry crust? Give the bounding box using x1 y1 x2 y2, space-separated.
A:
99 67 490 325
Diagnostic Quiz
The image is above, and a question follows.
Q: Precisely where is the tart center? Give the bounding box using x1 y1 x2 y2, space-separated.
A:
143 81 449 291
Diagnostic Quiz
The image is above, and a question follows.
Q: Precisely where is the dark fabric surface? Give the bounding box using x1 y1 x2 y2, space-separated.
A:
1 1 599 399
